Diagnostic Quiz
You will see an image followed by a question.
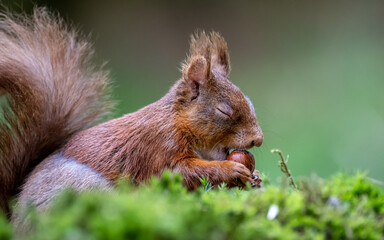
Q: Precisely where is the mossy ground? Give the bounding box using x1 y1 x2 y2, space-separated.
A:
1 172 383 240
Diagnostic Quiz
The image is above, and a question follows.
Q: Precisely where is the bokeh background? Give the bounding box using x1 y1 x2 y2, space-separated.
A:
3 0 384 182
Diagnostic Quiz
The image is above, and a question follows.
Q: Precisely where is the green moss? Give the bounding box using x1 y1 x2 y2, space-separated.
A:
3 172 384 240
0 212 12 240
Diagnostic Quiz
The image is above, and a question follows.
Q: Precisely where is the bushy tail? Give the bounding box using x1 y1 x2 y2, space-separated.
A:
0 8 112 214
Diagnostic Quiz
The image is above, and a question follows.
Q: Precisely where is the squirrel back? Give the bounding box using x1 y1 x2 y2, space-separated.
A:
0 8 112 214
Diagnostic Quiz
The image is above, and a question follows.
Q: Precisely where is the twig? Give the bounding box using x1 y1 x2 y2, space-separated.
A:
366 177 384 186
271 149 297 190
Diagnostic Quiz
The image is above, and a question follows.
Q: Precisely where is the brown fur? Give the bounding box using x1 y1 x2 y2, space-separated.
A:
0 8 112 215
0 9 263 218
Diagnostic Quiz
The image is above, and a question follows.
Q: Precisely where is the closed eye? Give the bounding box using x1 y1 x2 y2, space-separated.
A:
216 108 232 119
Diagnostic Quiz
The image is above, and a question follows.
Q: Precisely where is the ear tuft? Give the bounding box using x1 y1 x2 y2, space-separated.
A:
181 30 231 82
189 30 211 60
210 32 230 75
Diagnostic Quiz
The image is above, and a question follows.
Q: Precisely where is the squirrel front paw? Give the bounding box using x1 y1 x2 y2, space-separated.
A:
219 161 255 188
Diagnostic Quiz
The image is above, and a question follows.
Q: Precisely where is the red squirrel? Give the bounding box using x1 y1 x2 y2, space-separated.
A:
0 8 263 226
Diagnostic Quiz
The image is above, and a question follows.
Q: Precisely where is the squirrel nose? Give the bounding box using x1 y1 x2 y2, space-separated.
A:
251 135 263 147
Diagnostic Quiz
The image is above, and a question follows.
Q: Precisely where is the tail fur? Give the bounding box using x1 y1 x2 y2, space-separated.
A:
0 8 112 214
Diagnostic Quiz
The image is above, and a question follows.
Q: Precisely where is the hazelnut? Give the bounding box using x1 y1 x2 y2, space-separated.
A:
226 150 255 172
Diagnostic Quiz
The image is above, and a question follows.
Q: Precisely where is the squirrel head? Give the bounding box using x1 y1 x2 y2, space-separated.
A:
176 31 263 160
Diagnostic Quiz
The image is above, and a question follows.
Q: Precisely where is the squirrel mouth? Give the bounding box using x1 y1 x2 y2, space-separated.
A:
223 147 249 159
223 147 245 159
194 147 245 161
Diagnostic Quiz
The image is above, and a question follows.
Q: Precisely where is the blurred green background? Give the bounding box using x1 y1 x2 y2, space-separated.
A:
3 0 384 182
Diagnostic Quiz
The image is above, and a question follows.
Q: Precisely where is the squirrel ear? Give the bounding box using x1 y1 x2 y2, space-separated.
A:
210 32 230 76
183 56 209 85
